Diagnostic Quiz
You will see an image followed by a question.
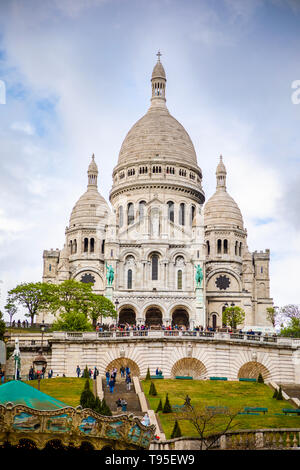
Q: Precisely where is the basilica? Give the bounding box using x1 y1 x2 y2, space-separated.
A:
40 55 273 331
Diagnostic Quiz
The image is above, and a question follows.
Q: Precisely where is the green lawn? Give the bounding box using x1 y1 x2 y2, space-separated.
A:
142 379 300 439
24 377 93 408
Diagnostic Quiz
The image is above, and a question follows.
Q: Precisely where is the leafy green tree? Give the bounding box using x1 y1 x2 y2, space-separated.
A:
222 306 245 329
4 302 17 327
0 310 5 341
163 393 172 413
88 294 116 328
51 311 93 332
280 317 300 338
171 420 182 438
149 381 157 396
45 280 93 317
7 282 53 326
266 307 277 327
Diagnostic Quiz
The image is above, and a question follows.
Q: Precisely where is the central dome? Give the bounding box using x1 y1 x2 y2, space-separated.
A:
117 106 198 166
117 56 198 168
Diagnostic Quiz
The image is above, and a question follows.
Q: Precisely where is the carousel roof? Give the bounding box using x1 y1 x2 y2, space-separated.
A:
0 380 69 410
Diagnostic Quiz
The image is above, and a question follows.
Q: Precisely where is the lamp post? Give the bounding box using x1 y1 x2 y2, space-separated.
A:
114 299 119 326
33 350 47 391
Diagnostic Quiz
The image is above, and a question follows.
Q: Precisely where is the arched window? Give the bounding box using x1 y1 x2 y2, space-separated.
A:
177 270 183 290
179 203 185 226
190 205 196 226
139 201 146 221
167 201 174 222
217 239 222 254
118 206 123 228
49 264 51 272
70 240 73 254
223 239 228 254
84 238 89 253
206 240 210 255
127 269 132 289
151 254 159 280
235 241 238 255
127 203 134 225
239 242 242 256
74 239 77 254
90 238 95 253
101 240 105 254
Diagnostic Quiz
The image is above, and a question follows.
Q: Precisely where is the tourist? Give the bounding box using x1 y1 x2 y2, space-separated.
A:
125 366 130 376
76 365 81 378
29 366 34 380
105 370 110 386
93 367 99 380
116 398 122 411
0 368 4 384
141 413 150 426
109 378 115 393
126 373 132 391
121 398 127 412
120 366 125 378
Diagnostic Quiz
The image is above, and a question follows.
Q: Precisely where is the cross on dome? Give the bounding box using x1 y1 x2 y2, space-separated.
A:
156 50 162 62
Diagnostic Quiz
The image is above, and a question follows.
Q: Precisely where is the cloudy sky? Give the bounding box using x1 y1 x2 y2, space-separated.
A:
0 0 299 320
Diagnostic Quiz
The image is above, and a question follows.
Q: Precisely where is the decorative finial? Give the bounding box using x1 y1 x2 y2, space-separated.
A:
92 153 95 160
220 154 223 161
156 50 162 62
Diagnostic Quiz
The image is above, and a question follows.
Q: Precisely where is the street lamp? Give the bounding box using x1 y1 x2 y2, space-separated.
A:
114 299 119 325
33 350 47 391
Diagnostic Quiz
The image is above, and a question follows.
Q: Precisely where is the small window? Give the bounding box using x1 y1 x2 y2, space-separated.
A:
167 201 174 223
127 269 132 289
101 240 105 254
239 242 242 256
206 241 210 255
49 264 52 272
261 266 263 274
127 203 134 225
139 201 146 221
84 238 89 253
90 238 95 253
177 270 183 290
217 239 222 254
190 205 196 226
151 254 159 281
179 203 185 226
224 239 228 254
118 206 124 228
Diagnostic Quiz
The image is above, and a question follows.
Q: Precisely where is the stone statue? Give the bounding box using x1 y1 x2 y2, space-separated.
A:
12 338 21 380
195 264 203 288
105 263 114 286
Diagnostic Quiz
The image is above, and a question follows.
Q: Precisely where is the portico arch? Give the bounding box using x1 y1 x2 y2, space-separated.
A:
105 358 140 377
118 307 136 326
171 308 189 328
171 358 207 379
238 362 271 381
145 307 163 328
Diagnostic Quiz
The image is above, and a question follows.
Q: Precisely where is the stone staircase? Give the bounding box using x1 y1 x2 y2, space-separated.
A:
279 383 300 400
102 378 143 416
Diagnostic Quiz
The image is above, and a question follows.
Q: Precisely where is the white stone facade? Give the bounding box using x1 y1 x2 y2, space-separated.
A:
40 56 273 330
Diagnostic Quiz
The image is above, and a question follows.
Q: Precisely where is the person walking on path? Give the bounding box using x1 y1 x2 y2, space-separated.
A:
120 366 125 378
105 370 110 387
126 373 132 391
93 367 99 380
76 366 81 378
116 398 122 411
109 378 115 393
121 398 127 412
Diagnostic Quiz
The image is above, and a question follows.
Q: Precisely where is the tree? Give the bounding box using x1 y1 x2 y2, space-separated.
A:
171 420 182 438
0 310 5 341
266 307 277 327
177 402 241 450
100 399 112 416
156 399 163 412
257 373 264 383
276 386 283 400
51 311 93 332
145 367 151 380
280 304 300 321
4 302 17 327
7 282 52 326
80 379 96 409
88 294 116 328
222 306 245 330
45 280 93 318
279 317 300 338
83 366 90 378
272 388 278 399
163 393 172 413
149 381 157 396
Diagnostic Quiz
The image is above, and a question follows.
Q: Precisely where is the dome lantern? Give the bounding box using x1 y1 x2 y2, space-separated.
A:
87 153 98 188
216 155 227 191
151 51 167 106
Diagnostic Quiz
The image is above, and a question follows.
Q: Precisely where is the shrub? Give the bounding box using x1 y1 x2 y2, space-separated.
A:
101 398 112 416
83 366 90 379
145 367 151 381
163 393 172 413
156 399 163 413
276 386 283 400
257 373 264 384
272 388 278 399
171 420 182 438
80 379 95 409
149 381 158 396
94 396 102 414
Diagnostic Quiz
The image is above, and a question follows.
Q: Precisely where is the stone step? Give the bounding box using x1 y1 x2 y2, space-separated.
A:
102 378 141 412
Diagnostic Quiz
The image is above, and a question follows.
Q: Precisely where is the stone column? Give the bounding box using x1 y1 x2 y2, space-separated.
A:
195 287 206 328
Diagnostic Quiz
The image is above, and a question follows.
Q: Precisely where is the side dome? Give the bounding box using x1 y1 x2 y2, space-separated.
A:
204 156 244 229
69 155 110 228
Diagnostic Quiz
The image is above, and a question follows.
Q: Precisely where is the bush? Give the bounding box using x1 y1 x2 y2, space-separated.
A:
94 396 102 414
257 373 264 384
171 420 182 438
272 388 278 399
101 398 112 416
149 381 158 396
163 393 172 413
80 379 95 409
276 386 283 400
83 366 90 379
145 367 151 381
156 399 163 413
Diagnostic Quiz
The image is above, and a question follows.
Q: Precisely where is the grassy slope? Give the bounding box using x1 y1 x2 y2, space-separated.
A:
24 377 93 408
142 379 300 439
